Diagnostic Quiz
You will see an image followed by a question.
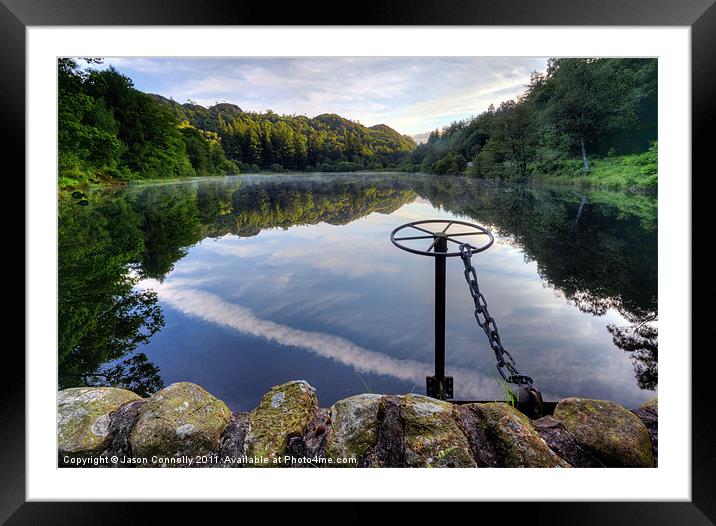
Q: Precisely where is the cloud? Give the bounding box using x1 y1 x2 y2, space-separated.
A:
138 279 496 398
101 57 548 134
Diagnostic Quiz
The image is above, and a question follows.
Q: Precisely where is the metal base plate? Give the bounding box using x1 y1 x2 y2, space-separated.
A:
426 376 453 400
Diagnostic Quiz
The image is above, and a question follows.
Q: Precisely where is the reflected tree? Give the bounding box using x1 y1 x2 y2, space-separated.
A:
607 316 658 391
59 195 165 391
413 176 658 389
132 185 203 279
81 353 164 397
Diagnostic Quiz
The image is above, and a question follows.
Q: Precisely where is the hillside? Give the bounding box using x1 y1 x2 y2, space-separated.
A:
152 97 416 173
58 60 418 189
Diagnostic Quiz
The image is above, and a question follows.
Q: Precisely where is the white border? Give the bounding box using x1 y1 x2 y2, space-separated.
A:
27 27 691 501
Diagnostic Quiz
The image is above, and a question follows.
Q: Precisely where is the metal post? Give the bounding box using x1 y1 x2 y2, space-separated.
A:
426 235 452 400
435 236 447 380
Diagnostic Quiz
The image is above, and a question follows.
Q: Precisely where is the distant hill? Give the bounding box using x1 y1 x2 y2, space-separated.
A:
150 96 417 172
410 132 431 145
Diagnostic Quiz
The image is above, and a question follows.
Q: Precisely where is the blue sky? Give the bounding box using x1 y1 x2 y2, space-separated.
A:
99 57 548 136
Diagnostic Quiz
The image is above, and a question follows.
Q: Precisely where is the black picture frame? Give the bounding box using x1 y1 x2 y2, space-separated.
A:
4 0 711 521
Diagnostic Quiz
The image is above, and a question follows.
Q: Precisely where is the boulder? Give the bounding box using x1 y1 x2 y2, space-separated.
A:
632 397 658 465
216 412 250 468
129 382 231 465
244 380 318 465
58 387 141 460
401 394 475 468
640 397 658 415
101 399 146 466
323 393 383 466
469 403 568 467
533 415 603 467
554 397 655 467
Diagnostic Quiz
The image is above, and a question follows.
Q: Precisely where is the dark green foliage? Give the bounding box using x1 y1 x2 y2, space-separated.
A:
411 59 657 183
58 59 237 187
132 185 204 279
58 194 165 389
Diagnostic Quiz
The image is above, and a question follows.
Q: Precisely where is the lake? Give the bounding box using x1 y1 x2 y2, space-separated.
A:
58 173 657 411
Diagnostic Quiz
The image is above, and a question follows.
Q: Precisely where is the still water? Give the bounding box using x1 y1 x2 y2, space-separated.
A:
58 173 657 410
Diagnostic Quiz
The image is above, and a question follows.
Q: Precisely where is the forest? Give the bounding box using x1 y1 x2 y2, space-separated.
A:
409 59 657 189
152 94 416 173
58 58 415 188
59 58 657 190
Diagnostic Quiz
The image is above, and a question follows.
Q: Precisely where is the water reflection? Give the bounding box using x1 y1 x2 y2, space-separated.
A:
58 174 657 409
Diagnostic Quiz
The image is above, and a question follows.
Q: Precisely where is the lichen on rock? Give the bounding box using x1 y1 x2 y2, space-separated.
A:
57 379 659 469
469 402 569 467
323 393 383 466
128 382 231 465
58 387 141 460
554 397 655 467
401 394 475 468
244 380 318 465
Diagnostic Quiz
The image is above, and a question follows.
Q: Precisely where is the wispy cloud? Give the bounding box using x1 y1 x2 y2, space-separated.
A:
97 57 548 135
138 279 497 398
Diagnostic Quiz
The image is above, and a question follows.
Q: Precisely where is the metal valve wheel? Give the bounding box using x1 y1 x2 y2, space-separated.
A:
390 219 494 257
390 219 494 400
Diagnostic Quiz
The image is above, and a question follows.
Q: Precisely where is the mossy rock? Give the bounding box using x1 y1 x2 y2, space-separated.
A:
244 380 318 465
474 403 569 467
401 394 475 468
129 382 231 465
554 397 654 467
58 387 141 458
324 393 383 466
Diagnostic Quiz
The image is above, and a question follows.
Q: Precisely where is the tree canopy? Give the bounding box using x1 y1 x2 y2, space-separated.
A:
152 94 416 173
410 58 657 179
58 59 238 186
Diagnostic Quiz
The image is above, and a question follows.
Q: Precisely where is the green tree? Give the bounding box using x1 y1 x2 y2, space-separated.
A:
540 59 619 172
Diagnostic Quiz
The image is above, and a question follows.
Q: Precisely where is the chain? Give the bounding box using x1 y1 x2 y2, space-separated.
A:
458 243 534 387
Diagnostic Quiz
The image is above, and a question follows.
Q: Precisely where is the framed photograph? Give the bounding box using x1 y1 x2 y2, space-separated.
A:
6 0 711 519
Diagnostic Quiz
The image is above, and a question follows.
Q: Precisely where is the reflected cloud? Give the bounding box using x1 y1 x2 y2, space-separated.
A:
138 280 495 398
202 224 404 278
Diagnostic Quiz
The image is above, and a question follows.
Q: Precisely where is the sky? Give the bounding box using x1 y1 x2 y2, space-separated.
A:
99 57 549 136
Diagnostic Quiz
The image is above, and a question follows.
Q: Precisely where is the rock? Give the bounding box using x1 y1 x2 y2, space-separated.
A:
216 412 250 468
129 382 231 465
468 403 568 467
302 407 331 458
371 395 406 467
101 399 146 467
401 394 475 468
632 397 658 465
244 380 318 466
324 394 384 467
554 397 655 467
533 416 603 467
58 387 141 461
455 404 500 467
640 397 658 415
